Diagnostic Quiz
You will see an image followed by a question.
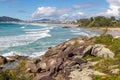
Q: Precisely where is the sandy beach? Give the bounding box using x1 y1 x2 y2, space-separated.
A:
72 26 120 37
99 28 120 37
101 27 120 31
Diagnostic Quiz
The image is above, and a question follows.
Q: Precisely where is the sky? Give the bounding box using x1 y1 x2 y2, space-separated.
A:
0 0 120 20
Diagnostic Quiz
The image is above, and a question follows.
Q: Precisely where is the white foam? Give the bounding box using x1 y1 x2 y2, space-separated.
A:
2 51 46 59
71 29 89 36
70 29 99 37
2 51 28 57
21 26 25 29
0 33 51 50
29 51 46 59
24 27 53 31
28 23 49 27
74 32 89 36
0 27 51 50
71 30 80 32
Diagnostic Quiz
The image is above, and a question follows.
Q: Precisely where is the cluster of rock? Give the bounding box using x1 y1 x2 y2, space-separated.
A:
0 56 8 65
0 55 29 70
0 36 117 80
24 36 115 80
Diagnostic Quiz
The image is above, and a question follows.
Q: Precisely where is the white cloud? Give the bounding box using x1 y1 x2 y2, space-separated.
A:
106 0 120 16
70 12 84 20
106 5 120 16
60 12 84 20
32 7 56 18
32 7 70 19
60 14 69 20
98 0 120 17
32 6 85 20
72 12 84 17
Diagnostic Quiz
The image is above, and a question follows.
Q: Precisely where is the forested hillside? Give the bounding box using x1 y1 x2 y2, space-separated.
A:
77 16 120 27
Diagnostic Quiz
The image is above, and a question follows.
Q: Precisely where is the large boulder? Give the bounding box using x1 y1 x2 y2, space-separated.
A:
26 58 47 73
44 36 91 59
91 44 114 58
0 56 7 65
110 69 119 74
37 61 47 70
69 68 106 80
26 60 38 73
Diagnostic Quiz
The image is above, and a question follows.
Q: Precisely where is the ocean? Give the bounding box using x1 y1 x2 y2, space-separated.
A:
0 23 99 58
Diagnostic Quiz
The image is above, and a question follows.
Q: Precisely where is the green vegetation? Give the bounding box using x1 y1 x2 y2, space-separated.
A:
82 35 120 80
0 60 33 80
84 35 120 80
77 16 120 27
93 75 120 80
95 34 120 54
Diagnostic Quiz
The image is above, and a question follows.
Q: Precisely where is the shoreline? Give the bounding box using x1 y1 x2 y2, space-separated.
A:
29 22 120 38
20 22 120 37
100 27 120 37
1 22 120 37
32 22 120 37
101 27 120 31
0 35 119 80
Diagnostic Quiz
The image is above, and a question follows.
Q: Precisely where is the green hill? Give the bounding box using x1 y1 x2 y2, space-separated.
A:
0 16 22 22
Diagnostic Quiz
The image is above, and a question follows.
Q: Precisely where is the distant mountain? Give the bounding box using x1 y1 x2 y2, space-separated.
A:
0 16 22 22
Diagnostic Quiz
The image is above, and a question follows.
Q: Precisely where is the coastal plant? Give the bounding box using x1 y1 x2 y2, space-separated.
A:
77 16 120 27
0 59 33 80
95 35 120 54
88 35 120 80
93 75 120 80
92 57 120 80
0 70 10 80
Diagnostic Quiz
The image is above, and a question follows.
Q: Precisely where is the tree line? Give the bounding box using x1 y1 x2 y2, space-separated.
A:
76 16 120 27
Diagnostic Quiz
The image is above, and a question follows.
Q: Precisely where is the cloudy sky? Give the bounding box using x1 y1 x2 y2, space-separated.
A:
0 0 120 20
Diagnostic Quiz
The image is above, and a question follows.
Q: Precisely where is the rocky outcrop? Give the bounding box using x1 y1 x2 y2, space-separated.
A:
90 44 114 58
0 36 116 80
24 36 115 80
69 68 106 80
0 56 7 65
110 69 120 74
44 36 92 58
0 55 28 70
8 55 28 60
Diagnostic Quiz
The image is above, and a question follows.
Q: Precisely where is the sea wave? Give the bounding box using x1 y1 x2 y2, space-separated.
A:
2 51 28 57
0 23 100 58
0 27 51 50
29 51 46 59
70 29 99 37
2 51 45 59
24 28 51 32
20 26 26 29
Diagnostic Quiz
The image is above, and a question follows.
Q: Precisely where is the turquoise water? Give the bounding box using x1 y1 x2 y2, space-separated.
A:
0 23 99 58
